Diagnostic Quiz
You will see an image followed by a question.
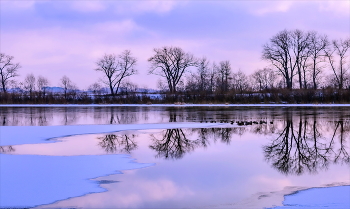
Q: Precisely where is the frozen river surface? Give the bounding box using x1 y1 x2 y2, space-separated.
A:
0 106 349 208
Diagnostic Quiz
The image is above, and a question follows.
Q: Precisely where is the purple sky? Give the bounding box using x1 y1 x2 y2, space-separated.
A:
1 0 349 89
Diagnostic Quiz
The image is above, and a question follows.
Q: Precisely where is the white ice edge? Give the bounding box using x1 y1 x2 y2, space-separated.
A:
267 185 350 209
1 104 350 107
0 122 229 146
211 183 350 209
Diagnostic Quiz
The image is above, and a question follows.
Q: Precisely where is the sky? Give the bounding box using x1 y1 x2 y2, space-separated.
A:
0 0 349 90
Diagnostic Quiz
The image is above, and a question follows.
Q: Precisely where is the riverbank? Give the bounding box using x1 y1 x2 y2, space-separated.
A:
1 103 350 107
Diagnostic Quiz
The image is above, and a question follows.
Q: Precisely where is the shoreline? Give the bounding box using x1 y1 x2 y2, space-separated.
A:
1 103 350 107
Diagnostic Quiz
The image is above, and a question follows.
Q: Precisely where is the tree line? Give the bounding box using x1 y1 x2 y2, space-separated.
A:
1 29 349 104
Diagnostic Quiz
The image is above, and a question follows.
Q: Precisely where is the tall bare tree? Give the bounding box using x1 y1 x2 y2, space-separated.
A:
116 50 137 94
263 30 294 89
195 57 210 92
208 63 217 93
96 54 117 95
308 32 328 89
95 50 137 95
263 29 312 89
217 60 232 93
0 53 21 93
148 46 197 93
291 30 311 89
324 38 350 89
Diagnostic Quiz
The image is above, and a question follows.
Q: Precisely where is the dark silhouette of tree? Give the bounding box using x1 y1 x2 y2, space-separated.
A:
95 50 137 95
0 53 21 93
116 50 138 94
60 75 76 100
148 46 197 93
196 57 210 93
263 110 349 175
324 38 350 89
216 60 232 93
308 32 328 89
149 129 200 159
262 30 294 89
327 120 350 164
291 30 312 89
98 134 137 153
262 29 313 89
192 128 233 146
186 57 211 94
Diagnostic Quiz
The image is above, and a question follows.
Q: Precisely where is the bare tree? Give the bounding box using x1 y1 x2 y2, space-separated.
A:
0 53 21 93
324 38 350 89
291 30 311 89
60 75 76 99
263 30 294 89
208 63 217 93
37 76 50 95
263 29 312 89
186 57 212 93
217 60 232 92
116 50 137 94
148 46 197 93
149 129 200 159
95 50 137 95
252 68 276 91
195 57 210 92
23 73 36 96
232 70 249 93
95 54 117 95
308 32 328 89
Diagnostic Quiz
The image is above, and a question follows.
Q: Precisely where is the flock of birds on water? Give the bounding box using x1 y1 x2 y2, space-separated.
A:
200 120 273 126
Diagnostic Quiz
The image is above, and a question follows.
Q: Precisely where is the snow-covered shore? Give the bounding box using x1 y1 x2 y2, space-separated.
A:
1 103 350 107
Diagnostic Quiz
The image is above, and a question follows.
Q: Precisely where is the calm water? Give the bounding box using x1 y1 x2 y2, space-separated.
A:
0 106 349 208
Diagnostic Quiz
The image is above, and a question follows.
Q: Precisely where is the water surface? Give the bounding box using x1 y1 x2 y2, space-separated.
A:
0 106 349 208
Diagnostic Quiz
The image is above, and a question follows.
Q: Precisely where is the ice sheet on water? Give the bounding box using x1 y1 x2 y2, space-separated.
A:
268 185 350 209
0 122 225 207
0 122 223 146
0 154 154 208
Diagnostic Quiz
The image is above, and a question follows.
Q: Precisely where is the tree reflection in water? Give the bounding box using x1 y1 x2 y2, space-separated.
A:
264 110 350 175
329 120 350 164
94 112 349 176
149 129 200 159
98 134 137 153
149 128 236 159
